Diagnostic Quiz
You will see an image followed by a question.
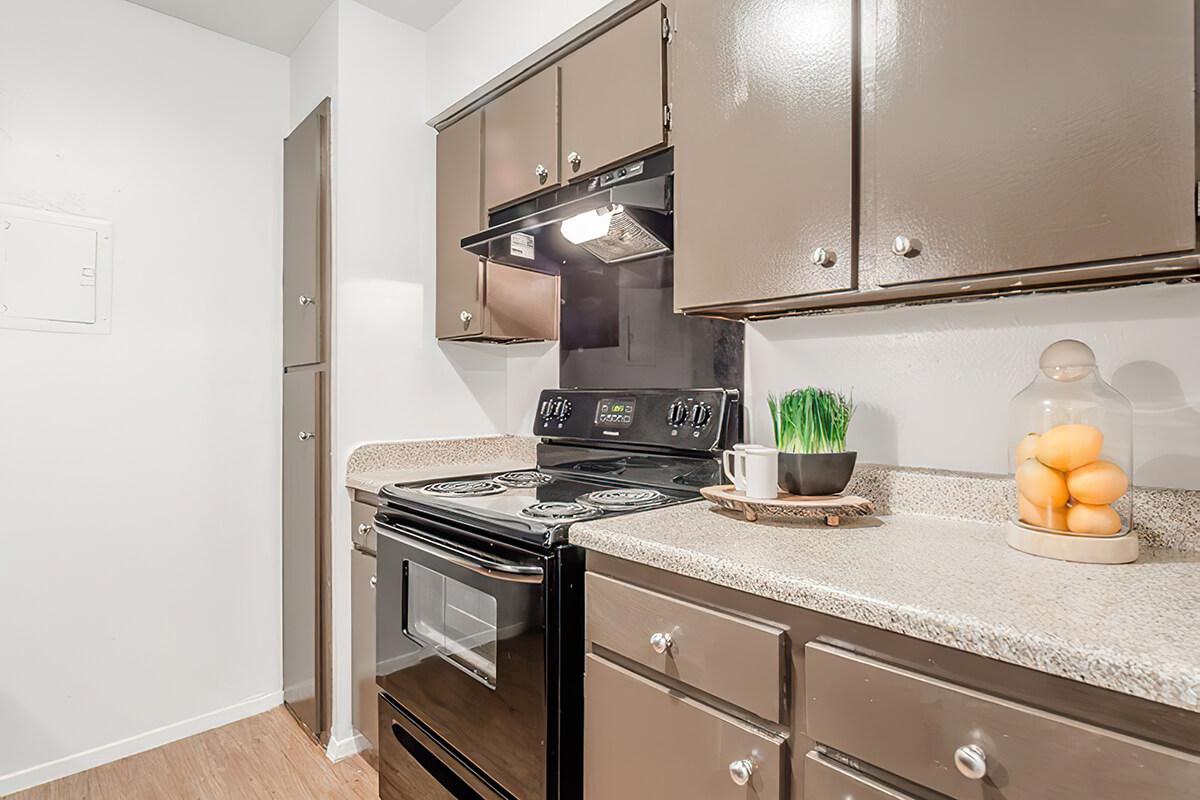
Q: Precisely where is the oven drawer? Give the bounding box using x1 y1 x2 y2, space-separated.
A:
585 572 785 721
803 751 917 800
584 654 784 800
805 643 1200 800
378 694 502 800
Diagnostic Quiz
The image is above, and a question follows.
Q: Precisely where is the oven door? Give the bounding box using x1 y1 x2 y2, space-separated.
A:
375 515 549 800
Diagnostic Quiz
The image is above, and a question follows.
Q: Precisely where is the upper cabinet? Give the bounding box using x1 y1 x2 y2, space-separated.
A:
670 0 855 311
483 68 560 211
437 110 559 343
864 0 1196 287
560 3 668 181
436 111 485 339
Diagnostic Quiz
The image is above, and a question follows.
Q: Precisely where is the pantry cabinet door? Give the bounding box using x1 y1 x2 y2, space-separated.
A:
671 0 855 311
560 3 666 181
436 111 485 339
865 0 1196 287
483 68 559 211
283 101 330 368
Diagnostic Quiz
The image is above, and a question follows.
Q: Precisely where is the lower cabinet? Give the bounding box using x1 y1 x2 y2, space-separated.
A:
350 500 377 756
584 654 784 799
583 558 1200 800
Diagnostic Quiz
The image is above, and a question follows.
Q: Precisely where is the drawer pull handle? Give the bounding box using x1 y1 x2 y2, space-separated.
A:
649 632 673 654
954 744 988 780
728 758 755 786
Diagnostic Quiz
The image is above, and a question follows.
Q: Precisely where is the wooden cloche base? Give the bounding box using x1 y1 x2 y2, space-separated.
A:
1005 519 1139 564
700 485 875 527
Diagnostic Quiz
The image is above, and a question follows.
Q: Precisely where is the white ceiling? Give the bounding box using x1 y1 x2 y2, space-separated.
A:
127 0 463 55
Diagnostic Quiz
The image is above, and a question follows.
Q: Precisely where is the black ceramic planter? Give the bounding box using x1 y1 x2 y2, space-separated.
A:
777 451 857 497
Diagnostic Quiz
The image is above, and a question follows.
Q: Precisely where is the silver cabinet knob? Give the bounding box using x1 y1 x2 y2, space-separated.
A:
355 523 372 544
568 152 582 172
459 310 473 324
729 759 754 786
535 164 549 184
810 247 836 268
892 235 921 257
953 744 987 780
649 632 673 654
297 431 315 441
298 295 315 306
369 575 377 589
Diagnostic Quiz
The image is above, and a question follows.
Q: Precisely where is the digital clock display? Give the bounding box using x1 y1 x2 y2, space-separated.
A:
595 398 636 428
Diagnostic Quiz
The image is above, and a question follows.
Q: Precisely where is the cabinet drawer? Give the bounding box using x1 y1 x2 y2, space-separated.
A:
584 654 783 800
586 572 784 721
804 751 916 800
805 643 1200 800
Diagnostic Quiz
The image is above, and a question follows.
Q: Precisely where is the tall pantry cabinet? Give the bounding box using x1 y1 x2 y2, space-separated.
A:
282 98 332 745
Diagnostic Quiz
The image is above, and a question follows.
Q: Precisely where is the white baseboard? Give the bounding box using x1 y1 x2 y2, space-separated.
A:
0 690 284 797
326 730 372 762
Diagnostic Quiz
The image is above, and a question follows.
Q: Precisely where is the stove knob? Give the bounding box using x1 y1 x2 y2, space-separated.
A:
558 399 573 420
539 399 552 418
691 404 711 427
550 398 564 418
667 401 688 426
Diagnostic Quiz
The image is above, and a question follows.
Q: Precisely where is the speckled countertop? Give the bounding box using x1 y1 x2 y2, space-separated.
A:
571 502 1200 713
345 435 538 493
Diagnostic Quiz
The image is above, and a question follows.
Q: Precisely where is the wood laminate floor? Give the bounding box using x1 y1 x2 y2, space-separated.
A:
6 707 377 800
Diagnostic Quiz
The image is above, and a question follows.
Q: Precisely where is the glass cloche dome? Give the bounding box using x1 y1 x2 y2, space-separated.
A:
1008 339 1133 538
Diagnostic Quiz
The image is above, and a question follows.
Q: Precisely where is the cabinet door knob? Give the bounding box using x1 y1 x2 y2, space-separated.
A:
535 164 549 184
953 744 988 780
298 295 315 306
892 235 922 257
297 431 314 441
369 575 377 589
728 759 755 786
649 632 673 654
355 523 372 544
810 247 836 268
459 310 473 324
567 152 582 172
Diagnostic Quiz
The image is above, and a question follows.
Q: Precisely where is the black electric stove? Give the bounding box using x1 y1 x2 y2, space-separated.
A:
375 388 738 800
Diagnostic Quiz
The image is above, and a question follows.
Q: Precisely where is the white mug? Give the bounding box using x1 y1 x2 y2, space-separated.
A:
722 444 755 491
743 446 779 500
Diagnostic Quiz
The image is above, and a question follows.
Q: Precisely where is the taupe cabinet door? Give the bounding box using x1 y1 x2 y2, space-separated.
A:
350 543 377 752
283 105 327 368
866 0 1196 286
436 110 485 339
560 4 666 180
282 369 321 736
483 68 559 211
671 0 854 311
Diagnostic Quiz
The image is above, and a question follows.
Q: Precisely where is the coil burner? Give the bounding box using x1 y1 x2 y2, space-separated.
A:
519 502 601 522
577 487 667 510
421 480 506 498
494 471 555 489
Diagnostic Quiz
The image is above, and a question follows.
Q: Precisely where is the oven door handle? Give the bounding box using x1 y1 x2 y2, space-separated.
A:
374 518 545 584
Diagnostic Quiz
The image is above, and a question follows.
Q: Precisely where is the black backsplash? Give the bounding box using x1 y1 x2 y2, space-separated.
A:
558 256 745 395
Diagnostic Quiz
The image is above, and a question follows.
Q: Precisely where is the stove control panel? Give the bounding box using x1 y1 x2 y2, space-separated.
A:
534 388 739 452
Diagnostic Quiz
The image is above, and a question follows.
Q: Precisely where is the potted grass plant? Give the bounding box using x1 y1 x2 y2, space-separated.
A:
768 387 857 496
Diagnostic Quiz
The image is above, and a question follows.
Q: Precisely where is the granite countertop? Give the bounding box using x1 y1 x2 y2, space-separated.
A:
345 435 538 493
570 502 1200 713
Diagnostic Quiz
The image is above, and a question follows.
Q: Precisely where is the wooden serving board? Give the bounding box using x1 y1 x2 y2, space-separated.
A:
700 485 875 527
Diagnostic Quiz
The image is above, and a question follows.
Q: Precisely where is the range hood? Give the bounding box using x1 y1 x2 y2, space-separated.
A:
461 149 673 273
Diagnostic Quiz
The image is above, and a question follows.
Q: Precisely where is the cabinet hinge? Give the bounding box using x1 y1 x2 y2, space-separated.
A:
663 103 673 131
661 17 673 42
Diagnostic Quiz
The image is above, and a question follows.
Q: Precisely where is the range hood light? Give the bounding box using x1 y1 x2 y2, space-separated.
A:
560 204 621 245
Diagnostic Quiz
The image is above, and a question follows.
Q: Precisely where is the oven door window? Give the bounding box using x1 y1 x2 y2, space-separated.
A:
405 561 498 688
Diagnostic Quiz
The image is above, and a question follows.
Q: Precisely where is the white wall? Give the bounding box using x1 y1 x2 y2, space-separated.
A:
746 283 1200 490
425 0 613 118
0 0 288 794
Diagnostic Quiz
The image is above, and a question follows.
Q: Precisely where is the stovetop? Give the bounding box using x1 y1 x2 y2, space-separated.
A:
379 467 702 547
